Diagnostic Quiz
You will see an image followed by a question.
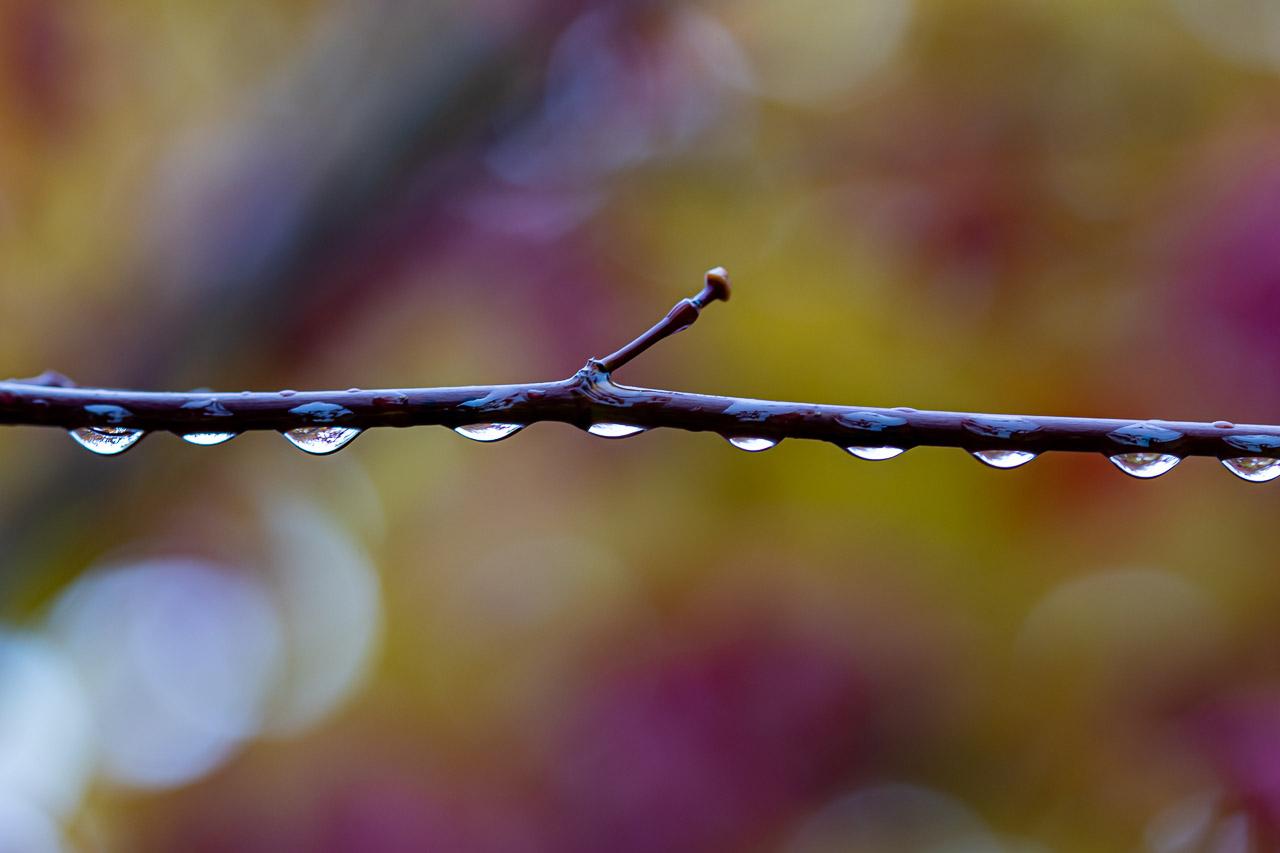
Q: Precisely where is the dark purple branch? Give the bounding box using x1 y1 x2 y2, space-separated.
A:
2 268 1279 465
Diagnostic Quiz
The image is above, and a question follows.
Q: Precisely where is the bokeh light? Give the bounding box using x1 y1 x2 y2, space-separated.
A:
5 0 1280 849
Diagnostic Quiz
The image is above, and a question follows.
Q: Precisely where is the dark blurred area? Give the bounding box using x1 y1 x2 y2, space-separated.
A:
3 0 1280 850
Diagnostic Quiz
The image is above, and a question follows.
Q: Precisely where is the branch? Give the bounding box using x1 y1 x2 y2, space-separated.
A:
3 267 1280 481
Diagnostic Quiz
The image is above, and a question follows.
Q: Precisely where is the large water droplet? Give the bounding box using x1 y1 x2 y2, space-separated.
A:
454 423 524 442
727 436 778 452
587 423 646 439
1109 452 1181 478
69 426 145 456
1108 422 1183 448
971 449 1037 469
845 446 905 461
1222 457 1280 483
283 426 361 455
182 432 238 446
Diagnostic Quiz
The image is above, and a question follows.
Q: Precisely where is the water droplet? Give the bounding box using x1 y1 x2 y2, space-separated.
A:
836 411 908 432
971 449 1037 469
587 423 647 439
283 426 361 455
182 432 238 446
1225 434 1280 454
1108 422 1183 448
1213 420 1235 429
962 415 1041 439
1109 452 1181 478
280 389 297 397
454 423 524 442
727 436 778 452
845 446 905 461
346 388 361 394
69 426 145 456
1222 457 1280 483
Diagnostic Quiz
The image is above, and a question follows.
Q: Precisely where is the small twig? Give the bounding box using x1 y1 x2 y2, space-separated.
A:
3 268 1279 479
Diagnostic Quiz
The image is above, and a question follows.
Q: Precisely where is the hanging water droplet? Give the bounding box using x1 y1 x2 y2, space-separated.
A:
845 446 905 461
1222 457 1280 483
454 423 524 442
1109 452 1181 479
182 432 238 446
587 423 647 439
283 426 361 455
727 436 778 452
971 449 1037 469
69 426 145 456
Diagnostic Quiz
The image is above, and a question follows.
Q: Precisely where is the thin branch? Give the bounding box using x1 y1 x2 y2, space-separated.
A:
3 268 1280 478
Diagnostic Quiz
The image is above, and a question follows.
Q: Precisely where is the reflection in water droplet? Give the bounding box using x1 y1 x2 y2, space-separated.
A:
971 449 1037 469
454 423 524 442
1109 452 1181 478
835 411 907 431
83 404 131 424
587 423 646 439
1224 434 1280 454
845 446 905 461
288 402 354 423
182 432 238 446
1222 457 1280 483
1108 422 1183 448
282 427 361 455
962 415 1041 439
727 436 778 452
69 427 145 456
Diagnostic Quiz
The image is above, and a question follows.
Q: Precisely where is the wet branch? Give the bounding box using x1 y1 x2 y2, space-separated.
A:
3 267 1280 478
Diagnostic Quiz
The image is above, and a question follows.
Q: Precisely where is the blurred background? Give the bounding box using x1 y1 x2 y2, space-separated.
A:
3 0 1280 849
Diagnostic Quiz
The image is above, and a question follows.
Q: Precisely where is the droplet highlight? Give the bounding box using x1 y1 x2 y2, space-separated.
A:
1222 457 1280 483
845 446 905 461
69 426 145 456
1109 452 1181 479
727 436 778 452
182 432 238 446
454 423 524 442
283 426 361 455
971 449 1037 469
587 423 647 439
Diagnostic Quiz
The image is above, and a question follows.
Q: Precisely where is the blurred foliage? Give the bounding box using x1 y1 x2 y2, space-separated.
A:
5 0 1280 850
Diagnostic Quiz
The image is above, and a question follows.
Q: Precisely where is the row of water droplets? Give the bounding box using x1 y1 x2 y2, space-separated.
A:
68 402 364 457
62 403 1280 482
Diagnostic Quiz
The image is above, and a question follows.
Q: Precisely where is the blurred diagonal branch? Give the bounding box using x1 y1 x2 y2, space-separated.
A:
4 268 1280 471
